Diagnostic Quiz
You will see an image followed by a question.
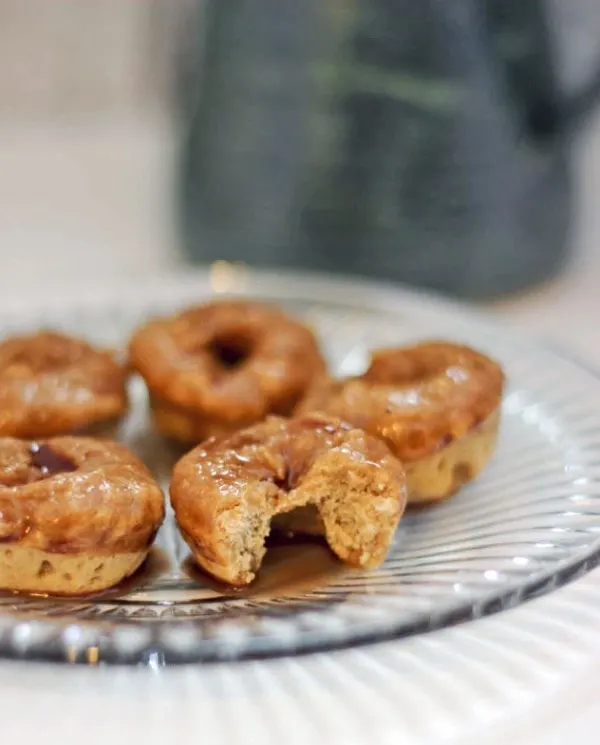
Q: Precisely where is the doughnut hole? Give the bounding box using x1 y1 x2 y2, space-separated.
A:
208 332 253 370
0 442 79 488
29 443 78 479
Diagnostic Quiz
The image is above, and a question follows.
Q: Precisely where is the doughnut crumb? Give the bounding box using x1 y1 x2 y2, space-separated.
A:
170 414 406 585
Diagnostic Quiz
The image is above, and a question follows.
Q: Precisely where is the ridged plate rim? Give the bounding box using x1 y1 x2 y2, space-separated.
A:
1 267 600 666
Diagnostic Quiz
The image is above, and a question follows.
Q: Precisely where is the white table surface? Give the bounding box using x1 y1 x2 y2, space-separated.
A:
1 110 600 745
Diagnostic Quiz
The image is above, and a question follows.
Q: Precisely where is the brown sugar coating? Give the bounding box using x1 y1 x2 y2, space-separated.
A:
129 300 327 443
170 414 406 585
296 342 505 503
0 331 128 438
0 437 164 554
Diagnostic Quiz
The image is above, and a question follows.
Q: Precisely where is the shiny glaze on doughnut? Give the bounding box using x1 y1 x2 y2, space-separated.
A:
297 342 504 462
188 413 403 495
0 437 164 553
0 331 127 437
129 301 326 440
170 413 406 579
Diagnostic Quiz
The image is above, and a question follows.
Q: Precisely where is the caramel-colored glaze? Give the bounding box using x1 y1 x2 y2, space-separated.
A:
129 300 327 443
177 413 402 496
0 437 164 554
0 331 127 437
297 341 504 462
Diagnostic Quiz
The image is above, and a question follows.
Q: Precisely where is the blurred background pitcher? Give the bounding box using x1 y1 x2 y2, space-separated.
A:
177 0 600 297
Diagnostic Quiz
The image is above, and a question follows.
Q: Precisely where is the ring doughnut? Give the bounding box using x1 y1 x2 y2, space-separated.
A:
0 437 164 595
296 341 504 504
129 300 327 444
0 331 128 438
170 414 406 586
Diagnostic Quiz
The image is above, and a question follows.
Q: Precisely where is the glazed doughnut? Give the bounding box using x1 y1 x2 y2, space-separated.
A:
296 341 504 504
0 331 128 438
170 414 406 585
0 437 164 595
129 300 327 444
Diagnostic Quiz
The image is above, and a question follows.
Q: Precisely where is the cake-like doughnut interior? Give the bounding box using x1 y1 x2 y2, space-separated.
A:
0 437 164 595
170 414 406 585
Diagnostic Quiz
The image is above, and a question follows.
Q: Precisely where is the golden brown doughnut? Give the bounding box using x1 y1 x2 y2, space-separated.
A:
129 300 327 444
296 341 504 504
0 437 164 595
170 414 406 586
0 331 127 438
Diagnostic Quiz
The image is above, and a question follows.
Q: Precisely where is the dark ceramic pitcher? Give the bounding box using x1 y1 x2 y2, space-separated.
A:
177 0 600 298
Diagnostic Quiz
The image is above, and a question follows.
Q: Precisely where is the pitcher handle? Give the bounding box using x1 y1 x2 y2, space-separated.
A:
560 62 600 139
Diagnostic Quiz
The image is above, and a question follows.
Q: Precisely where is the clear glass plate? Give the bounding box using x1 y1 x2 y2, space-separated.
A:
2 269 600 665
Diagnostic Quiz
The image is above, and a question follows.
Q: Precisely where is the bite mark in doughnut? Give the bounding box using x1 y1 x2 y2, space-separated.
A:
296 341 504 504
0 331 128 438
129 300 327 443
0 437 164 595
170 414 406 586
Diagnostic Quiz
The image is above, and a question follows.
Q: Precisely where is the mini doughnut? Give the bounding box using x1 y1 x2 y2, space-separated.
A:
0 437 164 595
0 331 128 438
170 414 406 585
296 341 504 504
129 300 327 444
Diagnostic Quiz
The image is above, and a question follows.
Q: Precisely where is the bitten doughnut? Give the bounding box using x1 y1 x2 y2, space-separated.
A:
297 341 504 504
0 331 128 438
170 414 406 585
0 437 164 595
129 300 327 444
